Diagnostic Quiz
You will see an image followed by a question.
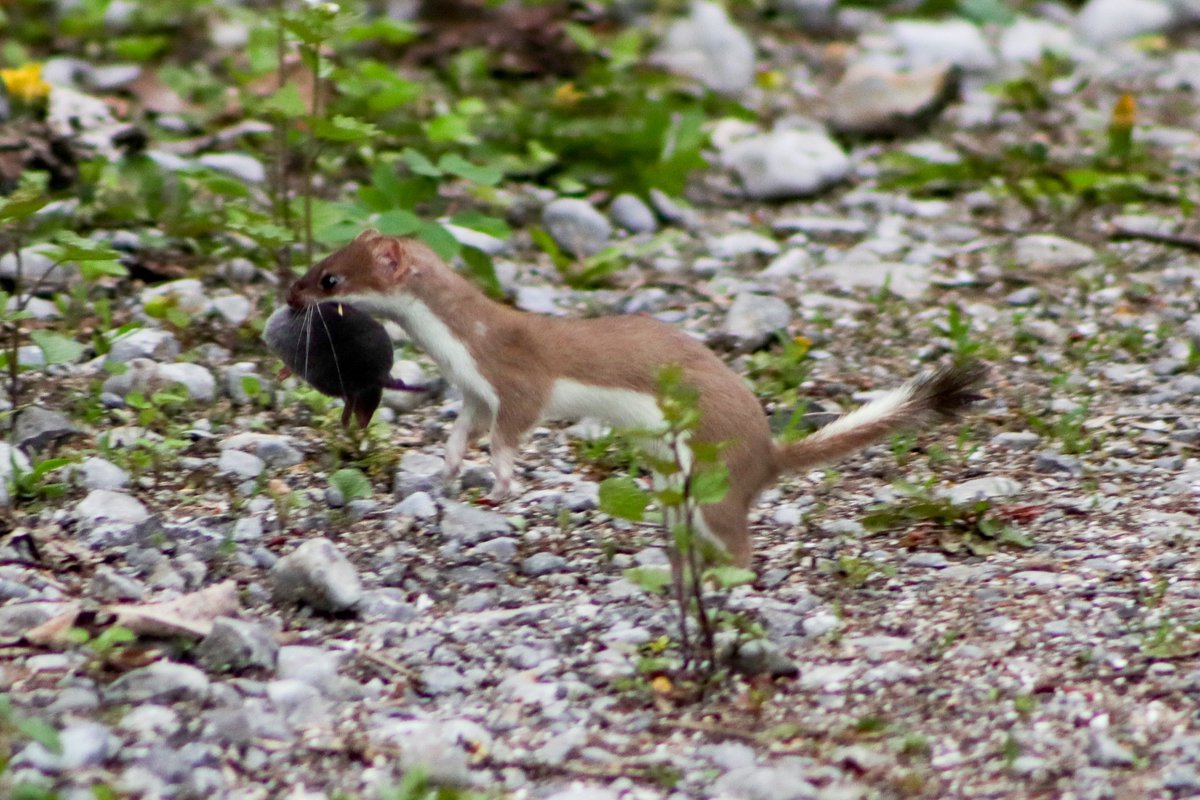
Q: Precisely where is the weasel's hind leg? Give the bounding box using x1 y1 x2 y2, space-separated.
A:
698 497 753 569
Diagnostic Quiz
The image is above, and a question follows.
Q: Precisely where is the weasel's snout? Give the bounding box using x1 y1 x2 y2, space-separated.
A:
285 283 308 309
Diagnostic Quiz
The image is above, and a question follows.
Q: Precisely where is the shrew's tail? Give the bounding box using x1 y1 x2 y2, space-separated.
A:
775 360 986 473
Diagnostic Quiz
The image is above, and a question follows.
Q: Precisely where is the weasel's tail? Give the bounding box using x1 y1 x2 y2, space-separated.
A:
775 361 986 474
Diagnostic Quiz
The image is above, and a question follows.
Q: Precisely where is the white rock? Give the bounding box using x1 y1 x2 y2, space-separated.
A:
158 362 216 402
106 328 181 363
218 448 265 480
1076 0 1174 43
76 489 149 524
723 129 850 200
1013 234 1096 273
944 476 1022 505
0 245 75 290
812 258 932 300
890 19 997 71
76 456 130 491
271 538 363 613
709 231 781 259
762 249 814 282
210 293 253 325
198 152 267 183
723 292 792 349
443 223 509 255
828 63 958 136
48 85 115 138
999 17 1078 63
542 198 612 257
656 1 756 95
608 193 658 234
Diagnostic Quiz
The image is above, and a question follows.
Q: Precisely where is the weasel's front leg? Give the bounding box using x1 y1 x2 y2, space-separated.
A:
445 398 490 480
486 405 537 501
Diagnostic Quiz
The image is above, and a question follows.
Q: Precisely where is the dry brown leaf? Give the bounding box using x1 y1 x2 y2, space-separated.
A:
109 580 240 638
23 603 83 646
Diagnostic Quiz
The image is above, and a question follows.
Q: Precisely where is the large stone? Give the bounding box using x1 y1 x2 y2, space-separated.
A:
829 64 959 136
271 537 363 613
1013 234 1095 274
655 1 755 95
13 407 76 451
1076 0 1175 43
195 617 279 673
542 198 612 258
107 660 210 703
75 489 149 525
723 129 850 200
440 501 513 545
723 293 792 350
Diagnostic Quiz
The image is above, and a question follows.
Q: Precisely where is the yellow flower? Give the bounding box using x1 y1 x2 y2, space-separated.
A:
1 63 51 105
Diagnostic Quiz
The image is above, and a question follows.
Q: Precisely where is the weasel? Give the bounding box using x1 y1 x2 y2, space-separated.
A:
287 230 985 566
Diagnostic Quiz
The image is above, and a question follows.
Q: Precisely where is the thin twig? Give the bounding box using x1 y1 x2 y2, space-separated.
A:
1110 225 1200 254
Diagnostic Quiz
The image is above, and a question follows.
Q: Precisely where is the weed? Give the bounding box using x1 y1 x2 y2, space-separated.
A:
599 364 759 682
861 479 1032 556
746 334 812 409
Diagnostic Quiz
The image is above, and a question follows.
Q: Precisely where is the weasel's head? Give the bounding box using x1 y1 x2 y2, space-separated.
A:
286 229 433 309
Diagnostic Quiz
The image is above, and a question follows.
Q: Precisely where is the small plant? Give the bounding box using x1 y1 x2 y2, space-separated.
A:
1026 401 1098 455
379 767 486 800
328 467 372 502
861 479 1032 555
1 693 61 798
746 334 812 409
598 364 758 681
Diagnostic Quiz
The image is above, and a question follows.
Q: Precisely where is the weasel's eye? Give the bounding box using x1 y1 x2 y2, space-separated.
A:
319 274 342 291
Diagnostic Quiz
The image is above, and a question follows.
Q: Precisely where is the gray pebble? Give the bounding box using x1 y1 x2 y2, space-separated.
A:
723 292 792 350
106 328 180 363
270 537 363 613
107 661 211 703
521 552 568 577
723 129 850 200
76 456 130 491
609 193 657 233
195 617 279 673
542 198 612 258
14 406 77 451
440 501 513 545
75 489 149 525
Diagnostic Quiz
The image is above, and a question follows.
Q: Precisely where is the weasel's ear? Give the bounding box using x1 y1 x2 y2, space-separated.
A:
355 228 382 243
367 235 409 280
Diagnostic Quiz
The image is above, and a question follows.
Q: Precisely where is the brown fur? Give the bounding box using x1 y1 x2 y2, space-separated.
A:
289 231 984 567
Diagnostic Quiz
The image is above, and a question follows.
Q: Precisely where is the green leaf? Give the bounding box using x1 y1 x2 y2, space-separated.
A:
262 83 309 118
78 259 128 280
312 115 380 143
436 153 502 186
48 231 121 261
416 222 461 260
329 468 372 501
400 147 442 178
424 113 475 144
16 716 61 754
624 566 672 594
461 246 503 299
29 330 85 365
449 211 511 240
706 565 756 589
599 476 649 521
375 209 422 237
691 465 729 505
0 188 48 222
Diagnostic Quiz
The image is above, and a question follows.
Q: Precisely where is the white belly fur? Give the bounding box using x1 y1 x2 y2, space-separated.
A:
544 379 664 431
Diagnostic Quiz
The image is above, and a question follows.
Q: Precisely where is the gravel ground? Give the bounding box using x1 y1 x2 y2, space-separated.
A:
3 2 1200 799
